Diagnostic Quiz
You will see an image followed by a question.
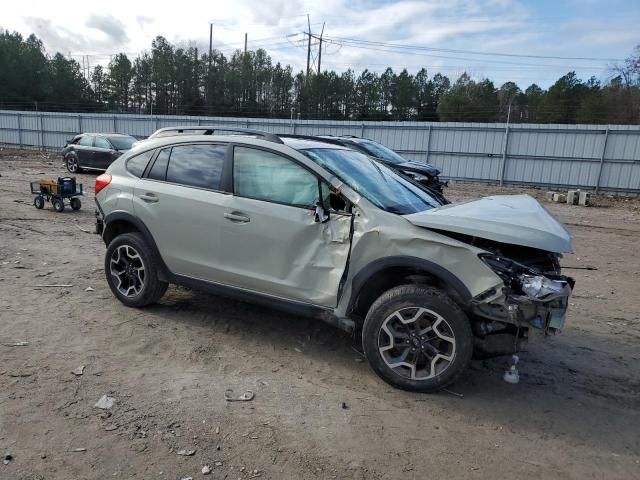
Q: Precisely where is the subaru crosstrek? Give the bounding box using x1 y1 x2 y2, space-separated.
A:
94 128 574 392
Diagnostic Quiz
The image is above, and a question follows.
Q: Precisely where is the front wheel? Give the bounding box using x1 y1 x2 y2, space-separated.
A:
34 195 45 209
362 285 472 393
105 232 168 307
66 154 81 173
70 198 81 210
52 197 64 212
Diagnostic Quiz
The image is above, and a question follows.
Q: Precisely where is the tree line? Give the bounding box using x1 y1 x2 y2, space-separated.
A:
1 30 639 124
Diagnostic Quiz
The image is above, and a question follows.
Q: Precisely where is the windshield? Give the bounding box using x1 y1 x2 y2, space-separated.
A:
108 136 137 150
356 140 407 165
302 148 439 214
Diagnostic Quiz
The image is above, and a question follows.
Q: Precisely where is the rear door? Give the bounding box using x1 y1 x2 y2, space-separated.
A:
132 143 231 280
75 135 95 167
216 145 352 307
93 136 114 169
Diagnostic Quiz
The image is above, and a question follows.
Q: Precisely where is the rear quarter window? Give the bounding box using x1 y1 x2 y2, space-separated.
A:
126 150 155 177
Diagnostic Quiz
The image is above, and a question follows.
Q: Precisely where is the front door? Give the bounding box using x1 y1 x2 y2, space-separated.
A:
75 135 95 167
93 136 114 169
217 145 352 308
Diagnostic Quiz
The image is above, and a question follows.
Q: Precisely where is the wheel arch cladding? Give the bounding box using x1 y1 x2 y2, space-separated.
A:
102 211 169 278
348 256 472 318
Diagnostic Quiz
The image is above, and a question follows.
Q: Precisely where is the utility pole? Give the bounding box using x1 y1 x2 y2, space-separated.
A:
244 33 247 55
208 23 213 105
194 47 199 100
317 23 325 74
306 14 311 79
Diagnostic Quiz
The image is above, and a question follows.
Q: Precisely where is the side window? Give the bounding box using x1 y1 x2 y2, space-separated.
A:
95 137 111 149
126 150 154 177
233 146 318 208
166 144 226 190
147 148 170 181
78 136 93 147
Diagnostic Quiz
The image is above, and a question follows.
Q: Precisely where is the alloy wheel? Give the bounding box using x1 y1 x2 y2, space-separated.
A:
67 156 78 173
378 307 456 380
110 245 145 297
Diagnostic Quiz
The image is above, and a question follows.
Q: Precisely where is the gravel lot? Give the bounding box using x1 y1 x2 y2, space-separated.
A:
1 148 639 480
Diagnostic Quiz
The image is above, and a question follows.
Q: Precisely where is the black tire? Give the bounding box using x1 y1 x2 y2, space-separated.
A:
65 154 82 173
70 198 81 210
34 195 45 209
362 285 472 393
52 197 64 212
105 232 168 308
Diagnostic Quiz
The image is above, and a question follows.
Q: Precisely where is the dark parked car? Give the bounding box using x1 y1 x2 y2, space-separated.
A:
61 133 137 173
319 135 449 202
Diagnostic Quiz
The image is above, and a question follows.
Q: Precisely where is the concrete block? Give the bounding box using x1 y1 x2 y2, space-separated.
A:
545 191 556 202
552 193 567 203
578 191 592 206
567 190 580 205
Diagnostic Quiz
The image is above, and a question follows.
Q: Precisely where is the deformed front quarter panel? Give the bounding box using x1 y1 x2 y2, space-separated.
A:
335 201 505 317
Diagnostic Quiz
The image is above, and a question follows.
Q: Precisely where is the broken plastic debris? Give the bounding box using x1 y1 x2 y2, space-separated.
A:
503 355 520 384
3 453 13 465
85 287 95 292
94 395 115 409
71 448 87 452
202 465 212 475
224 389 255 402
72 365 85 376
2 341 28 347
176 449 196 456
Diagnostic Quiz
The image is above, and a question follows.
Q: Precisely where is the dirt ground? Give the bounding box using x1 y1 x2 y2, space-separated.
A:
1 148 639 480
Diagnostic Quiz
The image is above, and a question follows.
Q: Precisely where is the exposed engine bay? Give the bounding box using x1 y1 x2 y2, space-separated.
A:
433 230 575 358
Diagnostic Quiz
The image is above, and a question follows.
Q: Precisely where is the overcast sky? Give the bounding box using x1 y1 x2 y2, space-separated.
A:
2 0 639 88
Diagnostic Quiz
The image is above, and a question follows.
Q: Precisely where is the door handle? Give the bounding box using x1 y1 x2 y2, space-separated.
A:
139 193 159 203
224 212 250 223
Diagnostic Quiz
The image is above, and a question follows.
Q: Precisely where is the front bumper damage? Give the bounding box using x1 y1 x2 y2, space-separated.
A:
469 254 575 357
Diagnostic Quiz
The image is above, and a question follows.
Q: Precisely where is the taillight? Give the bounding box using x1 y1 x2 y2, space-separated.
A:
95 173 112 195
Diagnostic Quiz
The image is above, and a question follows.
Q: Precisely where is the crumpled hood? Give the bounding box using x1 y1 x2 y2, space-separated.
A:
396 161 440 177
404 194 573 253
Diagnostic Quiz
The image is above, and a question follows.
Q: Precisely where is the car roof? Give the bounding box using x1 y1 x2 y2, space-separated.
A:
80 133 135 138
133 133 350 153
280 137 350 151
320 135 374 145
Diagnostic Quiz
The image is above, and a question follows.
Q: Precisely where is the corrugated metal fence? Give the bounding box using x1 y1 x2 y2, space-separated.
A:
1 110 639 193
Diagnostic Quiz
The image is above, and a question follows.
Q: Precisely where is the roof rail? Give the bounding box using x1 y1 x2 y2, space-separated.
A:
148 126 284 144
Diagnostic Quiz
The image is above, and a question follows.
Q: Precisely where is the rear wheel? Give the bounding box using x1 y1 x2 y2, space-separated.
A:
52 197 64 212
105 232 168 307
70 198 81 210
362 285 472 393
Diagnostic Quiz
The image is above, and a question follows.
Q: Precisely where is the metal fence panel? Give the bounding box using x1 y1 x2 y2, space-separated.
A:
1 110 639 193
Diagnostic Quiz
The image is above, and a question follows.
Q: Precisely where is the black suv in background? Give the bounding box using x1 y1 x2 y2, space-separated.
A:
62 133 137 173
318 135 448 202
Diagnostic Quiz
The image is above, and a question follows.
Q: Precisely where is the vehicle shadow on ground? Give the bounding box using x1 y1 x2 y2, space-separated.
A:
136 287 640 454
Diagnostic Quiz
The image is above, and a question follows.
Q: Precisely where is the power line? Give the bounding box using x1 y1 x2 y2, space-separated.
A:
315 37 618 69
320 35 625 62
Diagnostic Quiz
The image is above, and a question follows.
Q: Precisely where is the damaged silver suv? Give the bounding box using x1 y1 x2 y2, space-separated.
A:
95 127 574 392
